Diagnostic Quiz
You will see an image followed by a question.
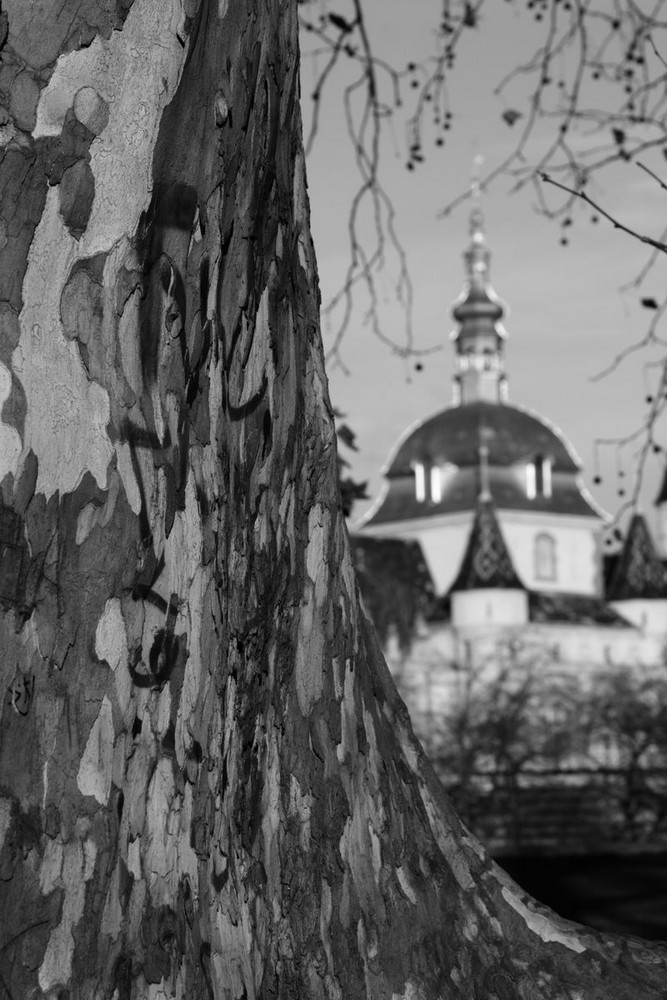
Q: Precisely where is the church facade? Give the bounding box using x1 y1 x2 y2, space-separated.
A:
354 210 667 739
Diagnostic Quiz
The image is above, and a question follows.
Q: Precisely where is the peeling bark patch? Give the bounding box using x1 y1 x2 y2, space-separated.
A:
58 159 95 238
396 866 417 905
9 71 40 133
295 504 330 716
0 360 21 482
419 785 475 891
73 86 109 136
115 440 142 514
13 192 113 495
391 981 427 1000
0 502 29 614
500 887 586 953
34 0 188 256
5 0 134 69
0 797 11 852
96 598 132 719
77 695 114 804
38 838 97 992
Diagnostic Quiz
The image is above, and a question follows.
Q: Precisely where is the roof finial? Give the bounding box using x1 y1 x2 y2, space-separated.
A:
469 154 485 237
470 154 484 202
464 155 490 284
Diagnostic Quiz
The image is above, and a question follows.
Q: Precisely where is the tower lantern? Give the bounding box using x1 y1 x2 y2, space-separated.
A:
450 208 508 405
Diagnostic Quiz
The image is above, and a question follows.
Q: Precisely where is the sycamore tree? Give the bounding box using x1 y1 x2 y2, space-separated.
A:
1 2 667 998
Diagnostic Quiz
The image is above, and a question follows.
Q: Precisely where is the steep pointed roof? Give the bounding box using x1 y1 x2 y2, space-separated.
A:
448 497 524 592
607 513 667 600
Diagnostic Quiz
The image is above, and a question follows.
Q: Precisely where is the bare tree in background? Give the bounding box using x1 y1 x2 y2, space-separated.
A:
2 1 667 996
301 0 667 500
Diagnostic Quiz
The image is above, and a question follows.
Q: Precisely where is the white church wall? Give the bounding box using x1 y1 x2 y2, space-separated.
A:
358 511 474 596
414 519 472 595
451 588 528 627
396 513 474 595
610 599 667 638
498 512 601 595
527 621 664 670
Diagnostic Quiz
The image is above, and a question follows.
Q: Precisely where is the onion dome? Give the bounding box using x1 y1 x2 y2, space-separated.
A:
452 208 504 327
607 513 667 600
449 496 524 592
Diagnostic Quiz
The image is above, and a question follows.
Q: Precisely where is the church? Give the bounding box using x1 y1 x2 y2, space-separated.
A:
352 208 667 732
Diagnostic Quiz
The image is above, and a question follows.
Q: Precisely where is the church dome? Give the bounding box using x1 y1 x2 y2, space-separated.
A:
358 211 608 530
386 400 581 478
359 399 604 527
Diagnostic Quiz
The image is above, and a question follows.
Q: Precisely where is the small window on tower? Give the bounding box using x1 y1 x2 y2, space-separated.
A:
526 462 537 500
535 532 557 581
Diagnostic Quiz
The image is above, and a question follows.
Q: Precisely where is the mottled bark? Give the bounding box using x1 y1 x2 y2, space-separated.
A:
0 1 666 997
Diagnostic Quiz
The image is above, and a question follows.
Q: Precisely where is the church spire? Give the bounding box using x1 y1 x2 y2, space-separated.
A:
608 513 667 600
448 495 523 593
451 170 508 405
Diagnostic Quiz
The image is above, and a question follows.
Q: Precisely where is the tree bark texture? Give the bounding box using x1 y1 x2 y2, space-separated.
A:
0 1 666 997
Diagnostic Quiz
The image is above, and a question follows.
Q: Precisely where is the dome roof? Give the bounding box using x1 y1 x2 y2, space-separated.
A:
385 400 582 478
452 283 504 325
362 463 600 525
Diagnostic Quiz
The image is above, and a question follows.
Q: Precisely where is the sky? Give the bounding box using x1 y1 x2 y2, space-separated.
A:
300 1 667 538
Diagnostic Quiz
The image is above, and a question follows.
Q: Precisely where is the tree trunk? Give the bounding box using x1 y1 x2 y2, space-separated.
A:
0 1 666 997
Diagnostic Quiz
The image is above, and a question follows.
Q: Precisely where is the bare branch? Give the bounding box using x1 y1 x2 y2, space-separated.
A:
540 172 667 253
636 158 667 193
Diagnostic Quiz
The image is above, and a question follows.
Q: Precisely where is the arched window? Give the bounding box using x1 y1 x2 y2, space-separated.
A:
534 532 557 581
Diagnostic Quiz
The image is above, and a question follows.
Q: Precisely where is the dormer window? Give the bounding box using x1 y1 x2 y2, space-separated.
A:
526 455 552 499
430 465 442 503
413 462 443 503
414 462 426 502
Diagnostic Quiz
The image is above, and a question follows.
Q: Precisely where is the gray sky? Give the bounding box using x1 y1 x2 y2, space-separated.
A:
301 1 667 533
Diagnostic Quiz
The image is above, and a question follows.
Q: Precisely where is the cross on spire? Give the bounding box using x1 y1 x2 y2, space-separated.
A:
470 154 484 202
